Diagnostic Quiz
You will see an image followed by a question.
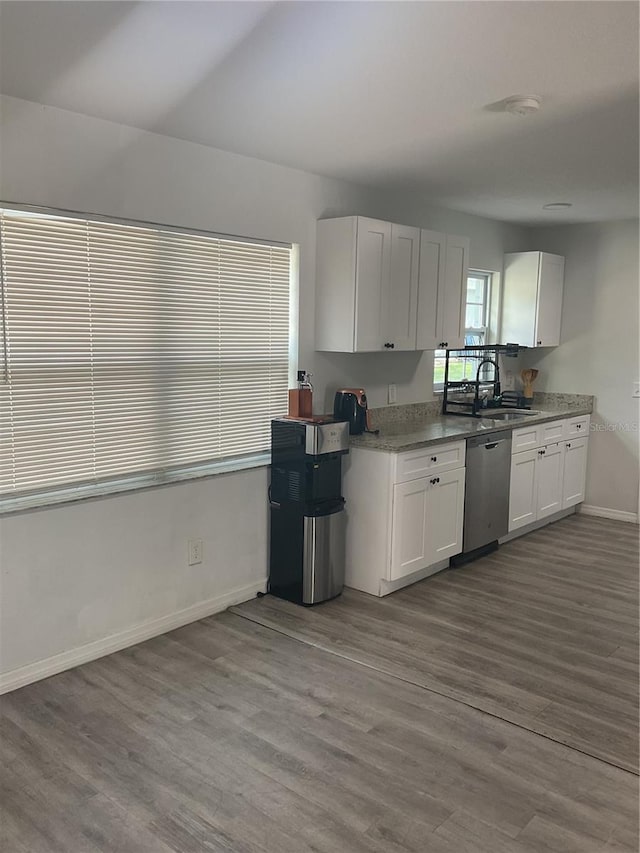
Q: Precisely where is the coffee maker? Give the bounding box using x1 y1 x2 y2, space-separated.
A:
333 388 370 435
269 418 349 605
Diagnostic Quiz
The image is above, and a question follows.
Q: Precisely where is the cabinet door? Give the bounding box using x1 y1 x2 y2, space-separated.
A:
535 253 564 347
441 234 469 349
537 442 565 519
426 468 465 562
562 438 588 508
384 224 420 351
501 252 539 348
416 230 446 349
509 449 538 531
390 478 431 580
354 218 391 352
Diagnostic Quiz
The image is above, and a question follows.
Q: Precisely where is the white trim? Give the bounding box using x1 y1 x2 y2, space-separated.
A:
0 454 270 516
0 579 266 695
579 504 639 524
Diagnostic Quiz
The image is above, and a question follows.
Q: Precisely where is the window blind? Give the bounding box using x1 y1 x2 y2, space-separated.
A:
0 208 291 505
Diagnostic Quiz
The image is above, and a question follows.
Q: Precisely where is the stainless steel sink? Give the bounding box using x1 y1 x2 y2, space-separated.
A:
480 410 540 421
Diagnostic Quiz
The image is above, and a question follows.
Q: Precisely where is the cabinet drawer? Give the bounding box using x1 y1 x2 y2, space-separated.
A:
393 441 465 484
511 424 540 453
512 419 567 453
565 414 590 438
539 419 565 445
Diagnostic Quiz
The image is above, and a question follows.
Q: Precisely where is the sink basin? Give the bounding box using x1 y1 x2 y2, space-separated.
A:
481 410 540 421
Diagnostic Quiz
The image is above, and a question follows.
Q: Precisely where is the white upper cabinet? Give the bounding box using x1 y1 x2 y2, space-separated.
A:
315 216 419 352
501 251 565 348
416 231 469 350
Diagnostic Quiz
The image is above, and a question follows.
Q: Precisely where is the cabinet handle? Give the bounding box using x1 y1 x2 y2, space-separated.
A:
576 424 582 429
537 340 542 346
430 477 440 485
431 456 437 462
444 341 449 347
566 443 571 448
384 342 395 349
538 449 546 456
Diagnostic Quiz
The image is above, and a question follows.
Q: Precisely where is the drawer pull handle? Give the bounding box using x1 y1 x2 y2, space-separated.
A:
566 443 571 448
430 477 440 485
431 456 437 462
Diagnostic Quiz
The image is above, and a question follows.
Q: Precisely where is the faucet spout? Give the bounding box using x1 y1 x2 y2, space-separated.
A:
474 358 501 414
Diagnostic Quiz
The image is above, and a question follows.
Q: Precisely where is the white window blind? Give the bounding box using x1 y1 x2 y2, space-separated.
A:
0 208 292 507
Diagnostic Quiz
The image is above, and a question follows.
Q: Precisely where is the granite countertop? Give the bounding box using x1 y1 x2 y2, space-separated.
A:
350 394 594 453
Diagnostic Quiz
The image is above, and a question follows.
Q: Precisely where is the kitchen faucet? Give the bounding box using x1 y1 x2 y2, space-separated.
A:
473 358 501 415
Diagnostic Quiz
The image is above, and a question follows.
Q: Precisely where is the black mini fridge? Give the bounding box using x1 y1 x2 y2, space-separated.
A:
269 418 349 605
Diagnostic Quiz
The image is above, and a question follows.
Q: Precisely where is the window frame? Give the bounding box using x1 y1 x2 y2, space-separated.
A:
0 202 297 514
433 270 493 392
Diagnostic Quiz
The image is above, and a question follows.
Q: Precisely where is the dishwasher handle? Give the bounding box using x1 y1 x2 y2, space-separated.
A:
467 430 511 451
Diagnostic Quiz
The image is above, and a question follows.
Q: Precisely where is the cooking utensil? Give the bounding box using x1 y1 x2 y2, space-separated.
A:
520 368 539 399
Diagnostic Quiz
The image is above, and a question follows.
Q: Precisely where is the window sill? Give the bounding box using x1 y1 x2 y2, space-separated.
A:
0 453 270 516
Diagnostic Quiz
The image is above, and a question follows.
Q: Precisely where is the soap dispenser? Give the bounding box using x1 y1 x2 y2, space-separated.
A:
288 370 313 419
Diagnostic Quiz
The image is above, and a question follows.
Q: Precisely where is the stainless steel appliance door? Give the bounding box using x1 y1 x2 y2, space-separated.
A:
464 431 512 552
302 505 345 604
305 421 350 455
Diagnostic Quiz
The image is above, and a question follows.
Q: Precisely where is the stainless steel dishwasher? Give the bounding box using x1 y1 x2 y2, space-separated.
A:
456 429 512 564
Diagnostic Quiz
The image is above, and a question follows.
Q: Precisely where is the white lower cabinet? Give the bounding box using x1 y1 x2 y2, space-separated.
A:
537 441 565 519
509 429 589 532
562 437 588 508
390 468 465 580
508 448 538 530
343 442 465 596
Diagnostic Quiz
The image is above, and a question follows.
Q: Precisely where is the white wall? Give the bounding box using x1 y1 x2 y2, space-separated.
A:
0 96 528 683
519 221 639 516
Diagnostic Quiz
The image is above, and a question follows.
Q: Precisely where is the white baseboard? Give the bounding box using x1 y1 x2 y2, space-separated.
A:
0 579 267 695
579 504 639 524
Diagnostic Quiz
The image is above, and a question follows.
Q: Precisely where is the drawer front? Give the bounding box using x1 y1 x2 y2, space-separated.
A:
394 441 465 484
539 419 565 445
511 425 541 453
565 414 590 439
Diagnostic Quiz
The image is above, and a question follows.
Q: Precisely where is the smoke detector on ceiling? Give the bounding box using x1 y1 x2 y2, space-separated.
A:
503 95 542 116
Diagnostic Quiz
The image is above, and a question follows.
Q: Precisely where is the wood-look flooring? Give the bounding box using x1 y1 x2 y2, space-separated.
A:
236 514 640 774
1 514 638 852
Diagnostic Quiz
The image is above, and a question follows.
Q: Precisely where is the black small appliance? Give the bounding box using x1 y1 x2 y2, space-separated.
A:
333 388 370 435
269 418 349 605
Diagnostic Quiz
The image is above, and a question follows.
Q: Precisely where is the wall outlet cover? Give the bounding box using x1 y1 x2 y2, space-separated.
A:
188 539 203 565
388 383 397 404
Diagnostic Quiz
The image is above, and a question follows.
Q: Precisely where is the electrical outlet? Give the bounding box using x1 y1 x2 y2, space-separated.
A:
188 539 203 565
388 383 397 404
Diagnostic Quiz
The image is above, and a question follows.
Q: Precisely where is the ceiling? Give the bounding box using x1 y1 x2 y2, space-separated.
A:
1 1 638 225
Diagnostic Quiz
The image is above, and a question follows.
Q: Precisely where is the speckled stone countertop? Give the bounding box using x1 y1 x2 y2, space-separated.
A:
350 394 594 453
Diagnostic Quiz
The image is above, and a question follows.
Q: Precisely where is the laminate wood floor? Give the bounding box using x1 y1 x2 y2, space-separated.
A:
236 514 640 774
1 514 638 852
